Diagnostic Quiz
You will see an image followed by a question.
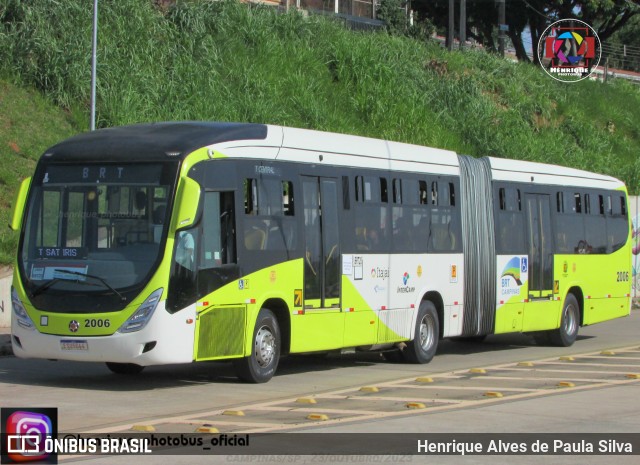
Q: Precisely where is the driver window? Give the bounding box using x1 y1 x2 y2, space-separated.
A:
176 230 196 271
167 191 240 313
167 224 199 312
201 191 236 268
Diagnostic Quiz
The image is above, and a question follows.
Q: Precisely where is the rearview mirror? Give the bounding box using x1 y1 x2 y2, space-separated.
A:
9 177 31 231
170 177 200 232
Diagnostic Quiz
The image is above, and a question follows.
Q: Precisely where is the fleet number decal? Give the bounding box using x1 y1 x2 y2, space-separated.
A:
616 271 629 282
85 318 111 328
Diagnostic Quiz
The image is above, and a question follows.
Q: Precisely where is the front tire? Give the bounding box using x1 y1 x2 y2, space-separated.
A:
549 294 580 347
404 301 439 364
234 308 281 383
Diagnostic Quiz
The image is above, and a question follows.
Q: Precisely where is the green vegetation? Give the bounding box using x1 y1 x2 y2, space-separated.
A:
1 0 640 263
0 81 75 264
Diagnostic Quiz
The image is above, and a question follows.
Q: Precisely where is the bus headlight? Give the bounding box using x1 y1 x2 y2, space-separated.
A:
12 287 35 330
118 289 163 333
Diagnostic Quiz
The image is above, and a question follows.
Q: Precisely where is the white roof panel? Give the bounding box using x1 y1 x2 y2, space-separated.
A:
208 125 624 190
489 157 624 189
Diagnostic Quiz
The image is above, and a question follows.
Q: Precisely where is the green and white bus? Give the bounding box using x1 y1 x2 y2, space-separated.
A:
9 122 632 382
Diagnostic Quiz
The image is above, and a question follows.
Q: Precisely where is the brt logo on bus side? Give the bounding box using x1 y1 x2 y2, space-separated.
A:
499 256 528 297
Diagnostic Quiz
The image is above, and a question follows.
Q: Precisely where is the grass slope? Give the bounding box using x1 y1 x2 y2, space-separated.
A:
0 81 76 263
1 0 639 262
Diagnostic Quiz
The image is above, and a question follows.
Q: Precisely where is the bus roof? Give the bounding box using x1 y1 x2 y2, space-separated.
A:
488 157 624 190
216 125 461 176
41 122 268 162
40 122 625 190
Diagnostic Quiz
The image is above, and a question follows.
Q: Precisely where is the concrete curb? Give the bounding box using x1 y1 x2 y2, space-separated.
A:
0 266 13 356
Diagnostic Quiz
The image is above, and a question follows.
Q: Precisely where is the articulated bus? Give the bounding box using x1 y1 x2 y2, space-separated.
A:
9 122 631 382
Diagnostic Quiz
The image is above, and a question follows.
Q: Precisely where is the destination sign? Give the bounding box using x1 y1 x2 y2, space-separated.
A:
35 247 88 259
42 164 163 185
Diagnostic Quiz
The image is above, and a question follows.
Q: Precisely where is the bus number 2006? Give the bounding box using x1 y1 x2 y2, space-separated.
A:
85 318 111 328
616 271 629 282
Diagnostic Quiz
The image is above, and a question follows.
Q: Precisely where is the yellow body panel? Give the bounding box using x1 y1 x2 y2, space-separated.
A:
494 304 524 334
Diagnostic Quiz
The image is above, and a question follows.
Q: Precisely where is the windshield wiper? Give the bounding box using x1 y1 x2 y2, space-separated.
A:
55 269 126 302
32 275 102 297
32 277 68 297
32 269 126 302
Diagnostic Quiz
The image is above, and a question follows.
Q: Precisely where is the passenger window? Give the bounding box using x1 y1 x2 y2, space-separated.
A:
584 194 591 215
380 178 388 203
419 181 428 204
282 181 294 216
574 193 582 213
393 179 402 204
244 179 258 214
557 192 564 213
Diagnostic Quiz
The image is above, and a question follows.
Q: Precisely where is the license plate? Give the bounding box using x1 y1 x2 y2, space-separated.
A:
60 339 88 351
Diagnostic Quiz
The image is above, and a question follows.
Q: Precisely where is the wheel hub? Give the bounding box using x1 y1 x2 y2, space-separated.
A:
419 314 435 351
564 304 577 335
254 325 275 367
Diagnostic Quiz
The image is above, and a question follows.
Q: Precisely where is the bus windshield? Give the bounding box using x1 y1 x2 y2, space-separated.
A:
19 163 178 311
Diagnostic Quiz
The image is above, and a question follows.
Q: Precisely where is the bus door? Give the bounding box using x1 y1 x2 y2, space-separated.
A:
297 176 343 351
302 177 341 309
523 193 556 330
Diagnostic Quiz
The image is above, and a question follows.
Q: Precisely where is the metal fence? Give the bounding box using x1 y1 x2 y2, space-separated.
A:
601 42 640 74
280 0 385 30
289 0 376 19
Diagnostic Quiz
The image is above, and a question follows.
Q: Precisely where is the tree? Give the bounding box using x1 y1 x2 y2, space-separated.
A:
377 0 410 36
412 0 639 64
377 0 435 40
606 14 640 71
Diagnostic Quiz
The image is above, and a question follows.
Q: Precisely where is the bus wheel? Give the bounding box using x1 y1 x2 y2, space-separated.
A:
234 308 281 383
105 362 144 375
549 294 580 347
404 301 439 364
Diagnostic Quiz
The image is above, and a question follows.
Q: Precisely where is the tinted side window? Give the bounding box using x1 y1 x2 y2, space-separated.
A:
354 175 389 252
392 177 429 253
429 178 461 253
608 193 629 253
584 191 607 254
243 178 297 252
495 186 525 254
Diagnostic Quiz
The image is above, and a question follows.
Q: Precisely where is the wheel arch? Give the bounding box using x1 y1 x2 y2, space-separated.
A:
422 291 444 340
566 286 584 326
262 298 291 355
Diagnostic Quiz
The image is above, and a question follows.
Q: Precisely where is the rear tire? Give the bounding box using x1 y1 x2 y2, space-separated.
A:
404 301 439 364
549 294 580 347
234 308 280 383
105 362 144 375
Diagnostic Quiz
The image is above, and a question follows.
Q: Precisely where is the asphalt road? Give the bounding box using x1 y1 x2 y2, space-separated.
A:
1 310 639 464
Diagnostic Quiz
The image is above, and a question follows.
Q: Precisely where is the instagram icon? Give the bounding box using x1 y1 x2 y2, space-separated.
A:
1 408 57 464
